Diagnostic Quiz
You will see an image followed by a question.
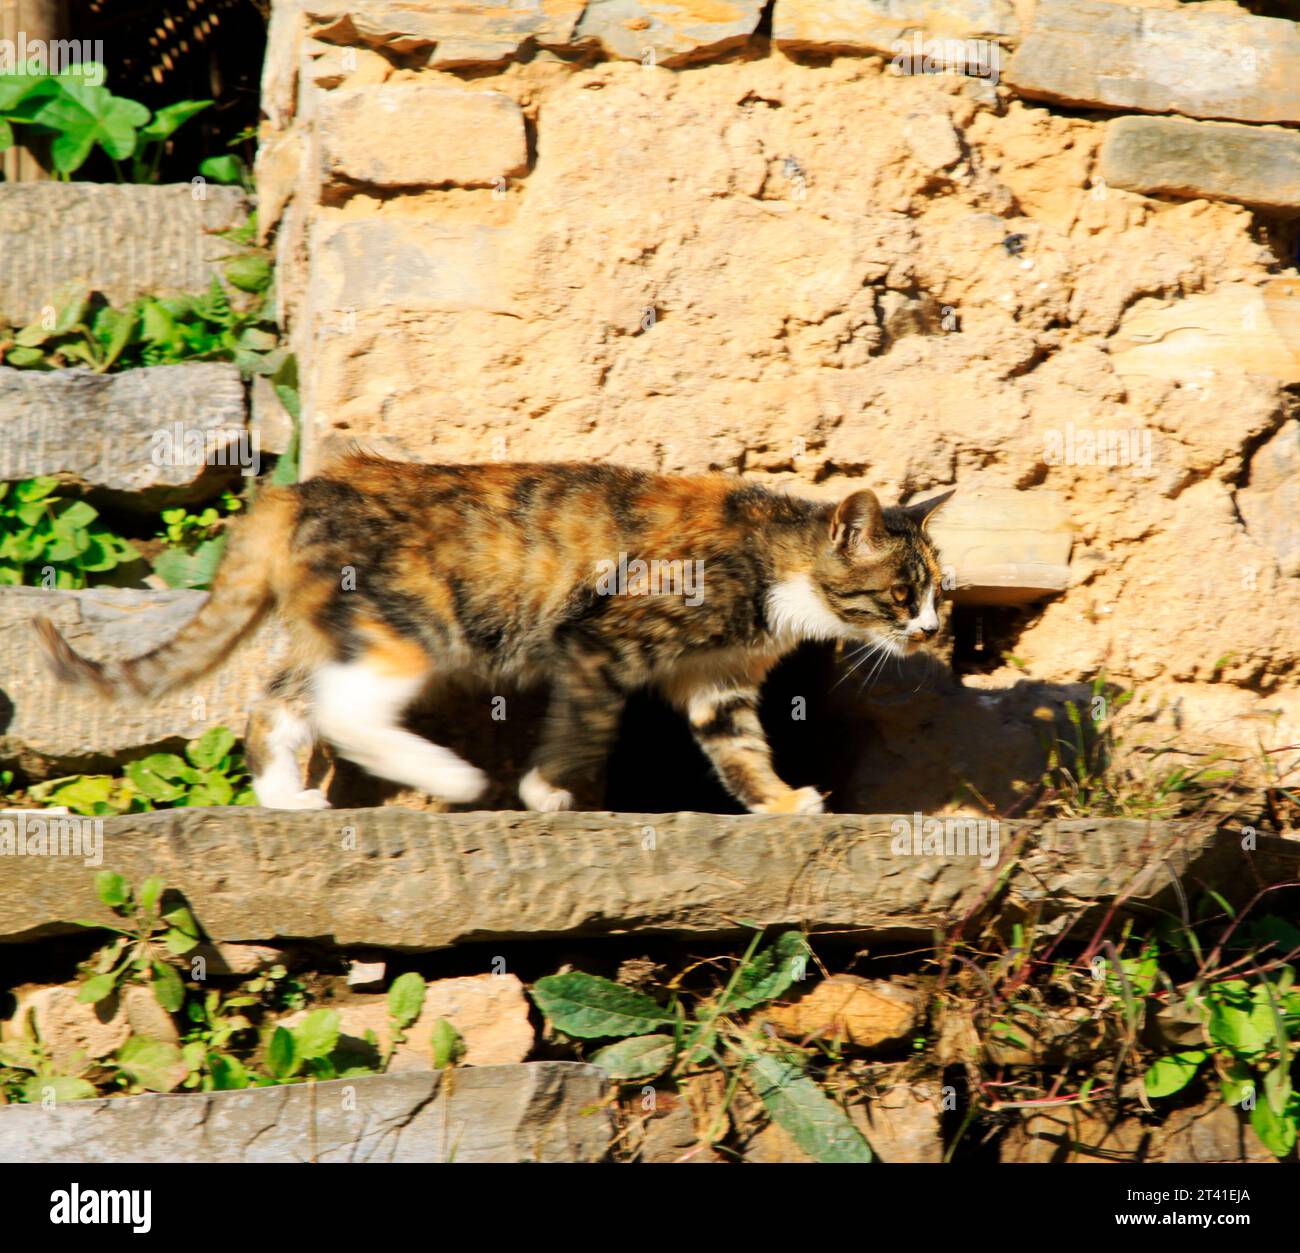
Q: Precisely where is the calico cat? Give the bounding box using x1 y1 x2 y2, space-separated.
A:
33 455 952 814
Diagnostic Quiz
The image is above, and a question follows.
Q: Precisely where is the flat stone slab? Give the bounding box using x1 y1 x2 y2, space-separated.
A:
1005 0 1300 125
574 0 767 66
1098 115 1300 216
0 364 250 506
318 84 528 188
0 1063 610 1163
304 0 585 65
1109 282 1300 384
773 0 1018 57
2 807 1293 948
0 184 250 327
928 487 1072 605
308 219 511 320
0 588 285 779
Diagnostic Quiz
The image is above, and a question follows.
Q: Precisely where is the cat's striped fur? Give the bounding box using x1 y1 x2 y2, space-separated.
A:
33 455 952 813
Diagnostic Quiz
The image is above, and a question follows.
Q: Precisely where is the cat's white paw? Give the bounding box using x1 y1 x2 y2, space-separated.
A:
752 786 826 815
519 767 574 813
790 786 826 814
258 786 331 811
426 763 488 804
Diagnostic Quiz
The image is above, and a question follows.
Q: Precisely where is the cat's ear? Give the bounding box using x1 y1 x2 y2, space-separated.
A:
830 489 885 554
903 488 955 530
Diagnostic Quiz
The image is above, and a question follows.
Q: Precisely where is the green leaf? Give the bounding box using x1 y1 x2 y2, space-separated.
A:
589 1033 675 1081
94 870 130 909
293 1009 339 1061
223 253 271 294
123 755 192 802
0 73 57 113
199 154 244 185
21 1075 97 1104
529 972 676 1040
1250 1097 1297 1159
386 972 426 1030
1207 999 1273 1057
151 534 227 591
138 98 211 142
161 903 200 939
747 1052 873 1163
208 1052 250 1090
56 499 97 530
13 477 59 502
33 81 150 173
728 931 813 1011
14 320 54 348
94 306 138 372
266 1026 297 1079
0 117 11 150
186 725 236 770
1143 1050 1207 1099
4 345 48 369
0 1040 44 1071
151 960 185 1013
430 1018 467 1069
1221 1061 1256 1108
116 1035 187 1092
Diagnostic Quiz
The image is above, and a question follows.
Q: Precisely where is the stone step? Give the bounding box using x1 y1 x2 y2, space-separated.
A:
0 588 284 780
1005 0 1300 125
0 184 250 328
0 1063 610 1163
2 808 1293 949
0 364 250 507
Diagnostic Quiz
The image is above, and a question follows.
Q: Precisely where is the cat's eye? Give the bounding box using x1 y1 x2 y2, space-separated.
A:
890 586 909 605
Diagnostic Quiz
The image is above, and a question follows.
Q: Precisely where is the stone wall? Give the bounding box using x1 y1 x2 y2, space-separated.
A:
254 0 1300 807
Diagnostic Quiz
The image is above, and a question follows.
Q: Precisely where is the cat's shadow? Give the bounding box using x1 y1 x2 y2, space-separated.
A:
321 644 1085 816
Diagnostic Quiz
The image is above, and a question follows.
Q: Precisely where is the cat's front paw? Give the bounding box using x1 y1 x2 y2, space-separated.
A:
519 767 574 813
752 786 826 815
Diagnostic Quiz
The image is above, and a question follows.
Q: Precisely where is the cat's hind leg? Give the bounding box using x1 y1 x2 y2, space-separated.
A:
246 670 330 810
521 649 627 812
311 649 486 804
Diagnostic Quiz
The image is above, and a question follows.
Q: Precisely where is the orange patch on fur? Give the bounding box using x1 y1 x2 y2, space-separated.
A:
354 616 431 678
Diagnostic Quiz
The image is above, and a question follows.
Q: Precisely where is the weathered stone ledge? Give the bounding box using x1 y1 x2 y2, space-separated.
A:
0 588 285 779
0 1063 610 1163
1 808 1293 949
0 364 249 505
1006 0 1300 125
303 0 1022 69
1099 116 1300 217
0 184 250 327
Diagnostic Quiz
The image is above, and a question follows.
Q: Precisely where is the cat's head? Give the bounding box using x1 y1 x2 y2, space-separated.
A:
810 488 954 655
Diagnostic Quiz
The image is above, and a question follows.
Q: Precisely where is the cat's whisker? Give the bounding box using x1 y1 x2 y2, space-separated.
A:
831 642 877 691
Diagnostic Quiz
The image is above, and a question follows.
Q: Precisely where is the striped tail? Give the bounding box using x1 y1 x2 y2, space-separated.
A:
32 487 299 701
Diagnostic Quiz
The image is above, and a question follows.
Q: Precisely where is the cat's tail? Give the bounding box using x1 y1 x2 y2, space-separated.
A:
32 487 300 700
